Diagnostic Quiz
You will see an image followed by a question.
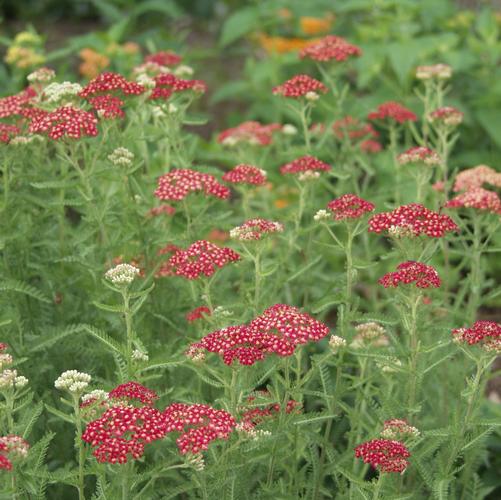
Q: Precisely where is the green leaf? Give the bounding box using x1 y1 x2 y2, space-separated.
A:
93 301 124 313
0 279 51 303
45 404 74 425
81 324 124 356
476 109 501 149
219 7 259 48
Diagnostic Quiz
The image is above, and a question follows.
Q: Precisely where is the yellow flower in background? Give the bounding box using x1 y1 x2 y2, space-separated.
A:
5 30 46 69
300 14 335 36
13 31 43 46
445 10 475 30
79 48 110 79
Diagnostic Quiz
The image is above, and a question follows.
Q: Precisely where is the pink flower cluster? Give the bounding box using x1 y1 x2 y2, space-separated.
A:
452 321 501 351
80 72 145 98
368 101 417 124
299 35 362 62
0 87 36 118
222 164 267 186
452 165 501 192
150 73 207 100
230 218 284 241
186 306 211 323
327 194 375 221
218 122 281 147
154 169 230 201
0 123 20 143
379 261 441 289
0 436 29 471
428 106 463 126
108 381 159 406
355 438 410 473
397 147 441 166
280 155 331 176
332 115 379 141
273 74 328 98
446 188 501 214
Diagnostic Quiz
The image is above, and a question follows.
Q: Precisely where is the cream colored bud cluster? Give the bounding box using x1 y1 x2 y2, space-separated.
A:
108 147 134 167
27 67 56 84
388 224 417 239
212 306 233 318
105 263 140 285
132 349 149 362
398 150 441 167
0 369 28 389
9 135 41 146
282 124 298 136
229 221 284 241
0 353 13 371
43 82 83 104
351 322 390 349
329 335 346 353
381 419 420 439
305 91 319 101
81 389 109 405
236 423 272 440
186 453 205 471
174 65 194 77
314 209 330 222
377 357 402 373
136 73 156 89
54 370 91 394
298 170 320 182
416 64 452 80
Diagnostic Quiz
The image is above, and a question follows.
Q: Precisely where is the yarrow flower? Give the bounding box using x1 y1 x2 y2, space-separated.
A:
397 147 441 167
108 147 134 167
280 155 331 176
217 122 281 147
377 357 403 373
273 74 328 99
0 436 30 470
452 321 501 353
446 188 501 214
148 204 176 217
82 405 168 463
186 306 211 323
0 88 36 118
368 101 417 124
381 419 420 439
222 164 267 186
80 72 145 98
88 94 125 119
0 123 20 144
43 81 83 103
428 106 463 127
299 35 362 62
149 73 207 100
415 64 452 80
230 218 284 241
55 370 91 393
326 194 375 221
329 335 346 353
163 403 235 455
27 67 56 84
159 240 240 280
154 169 230 201
379 261 441 289
360 139 382 154
108 381 158 406
351 322 389 348
81 390 109 407
105 263 140 285
355 439 410 473
452 165 501 192
131 349 149 362
332 115 379 142
144 51 182 67
368 203 458 238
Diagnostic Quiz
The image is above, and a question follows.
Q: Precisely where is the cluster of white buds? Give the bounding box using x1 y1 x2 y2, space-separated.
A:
236 423 272 440
132 349 149 362
186 453 205 471
282 124 298 136
136 73 156 89
377 357 402 373
54 370 91 394
0 352 13 370
355 322 387 340
104 263 140 286
329 335 347 353
174 65 194 77
397 149 441 167
108 147 134 167
0 346 29 389
27 67 56 84
305 91 319 101
0 369 17 388
133 61 169 78
381 419 420 439
212 306 233 318
13 375 28 388
152 106 167 119
298 170 320 182
81 389 109 405
9 135 41 146
388 224 417 239
483 338 501 354
229 221 284 241
313 209 330 222
43 81 83 104
416 64 452 80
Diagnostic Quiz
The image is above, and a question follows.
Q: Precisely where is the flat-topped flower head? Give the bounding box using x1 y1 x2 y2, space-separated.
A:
230 218 284 241
55 370 91 394
452 321 501 353
154 169 230 201
145 51 182 67
0 435 30 459
82 405 168 463
29 106 98 140
446 188 501 214
280 155 331 176
368 203 459 238
368 101 417 124
0 124 20 144
150 73 207 100
300 35 362 62
379 261 441 289
332 115 378 141
381 419 420 439
361 139 382 154
218 122 281 147
88 94 125 119
105 263 140 286
397 147 441 167
43 81 83 104
186 306 211 323
352 322 389 348
222 164 267 186
273 74 328 99
108 147 134 167
416 64 452 80
27 67 56 84
0 87 36 118
452 165 501 192
163 403 235 455
80 71 145 98
108 382 158 406
329 335 347 353
355 439 410 473
327 194 375 221
162 240 240 280
428 106 463 127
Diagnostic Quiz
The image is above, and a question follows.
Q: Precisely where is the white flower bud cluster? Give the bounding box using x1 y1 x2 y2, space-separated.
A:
212 306 233 318
104 263 140 285
416 64 452 80
54 370 91 393
108 147 134 167
229 221 283 241
355 322 387 340
152 106 166 119
388 224 416 239
136 73 156 89
13 375 28 388
9 135 40 146
381 420 420 439
186 453 205 471
377 357 402 373
81 389 109 405
27 67 56 84
43 82 83 104
298 170 320 182
0 353 13 370
398 150 441 167
236 423 272 440
174 65 194 77
0 369 17 388
282 124 298 136
314 209 330 222
132 349 149 362
0 435 30 458
329 335 346 353
0 348 29 389
305 91 319 101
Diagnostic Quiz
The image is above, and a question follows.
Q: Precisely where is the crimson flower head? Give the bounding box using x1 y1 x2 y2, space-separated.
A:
230 218 284 241
397 147 441 166
88 94 125 119
368 203 459 238
144 51 182 67
379 261 441 289
332 115 378 141
82 405 168 464
327 194 375 221
280 155 331 176
0 435 29 471
446 188 501 215
154 168 230 201
0 343 8 352
163 403 235 455
217 121 281 147
186 306 211 323
161 240 240 280
29 106 98 140
299 35 362 62
368 101 417 124
0 123 20 144
0 87 36 118
273 74 328 99
361 139 382 154
355 439 410 473
428 106 463 127
0 442 12 471
222 164 267 186
452 321 501 353
108 381 158 406
453 165 501 192
150 73 207 100
80 72 145 98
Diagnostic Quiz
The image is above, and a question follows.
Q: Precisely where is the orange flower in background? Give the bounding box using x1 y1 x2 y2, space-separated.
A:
257 34 320 54
79 48 110 79
277 8 293 20
300 14 335 36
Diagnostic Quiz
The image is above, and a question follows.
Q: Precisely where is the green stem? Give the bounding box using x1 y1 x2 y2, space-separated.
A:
467 217 482 324
406 293 421 416
299 102 311 151
122 289 134 379
73 396 86 500
373 473 386 500
389 125 400 205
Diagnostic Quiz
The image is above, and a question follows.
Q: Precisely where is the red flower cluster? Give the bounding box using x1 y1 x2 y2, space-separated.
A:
0 435 29 470
327 194 375 221
0 343 7 352
355 439 410 473
368 101 417 124
452 321 501 347
217 122 281 146
452 165 501 192
108 381 159 406
360 139 382 153
82 405 168 463
154 169 230 201
379 261 441 289
222 164 267 186
80 72 145 98
397 146 440 166
186 306 211 323
273 74 328 98
0 442 11 470
160 240 240 280
280 155 331 175
446 187 501 214
163 403 235 455
230 218 284 241
148 204 176 217
300 35 362 62
0 123 20 143
150 73 207 100
332 115 378 141
29 106 98 140
144 51 182 67
0 87 36 118
240 398 301 431
368 204 459 238
428 106 463 126
88 94 125 119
